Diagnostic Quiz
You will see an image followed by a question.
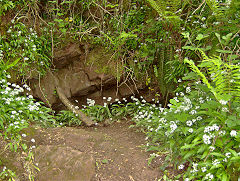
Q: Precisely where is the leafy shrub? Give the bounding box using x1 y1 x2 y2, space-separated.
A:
0 63 57 180
0 21 51 77
0 70 56 149
131 51 240 180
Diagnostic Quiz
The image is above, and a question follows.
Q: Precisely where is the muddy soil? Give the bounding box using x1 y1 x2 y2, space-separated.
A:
33 120 162 181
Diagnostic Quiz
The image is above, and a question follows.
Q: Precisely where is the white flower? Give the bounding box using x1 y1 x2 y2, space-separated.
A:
3 166 6 171
219 100 228 105
186 120 193 126
209 146 215 151
219 130 226 136
178 164 184 170
180 92 184 96
230 130 237 137
201 167 207 172
189 110 197 115
87 98 95 106
170 121 177 133
186 87 191 93
188 128 193 133
225 152 231 158
196 116 202 121
192 162 198 172
213 124 219 131
22 134 27 137
205 173 214 180
203 134 211 144
31 138 35 143
212 159 220 166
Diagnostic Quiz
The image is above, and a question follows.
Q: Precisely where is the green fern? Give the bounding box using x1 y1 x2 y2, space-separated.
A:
206 0 225 19
146 0 164 16
146 0 182 17
185 49 240 102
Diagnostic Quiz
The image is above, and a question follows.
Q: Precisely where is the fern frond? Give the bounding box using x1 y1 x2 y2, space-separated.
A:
146 0 164 16
206 0 224 19
186 49 240 102
146 0 182 17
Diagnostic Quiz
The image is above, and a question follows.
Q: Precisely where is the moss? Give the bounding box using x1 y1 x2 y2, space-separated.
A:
86 47 124 81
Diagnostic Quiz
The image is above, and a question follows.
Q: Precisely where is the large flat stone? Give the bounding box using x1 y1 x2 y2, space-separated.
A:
34 145 95 181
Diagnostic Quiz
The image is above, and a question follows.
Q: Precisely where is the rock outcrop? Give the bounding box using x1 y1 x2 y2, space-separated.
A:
29 43 144 107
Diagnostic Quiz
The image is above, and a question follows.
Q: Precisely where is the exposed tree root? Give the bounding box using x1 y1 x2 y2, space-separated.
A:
49 71 95 127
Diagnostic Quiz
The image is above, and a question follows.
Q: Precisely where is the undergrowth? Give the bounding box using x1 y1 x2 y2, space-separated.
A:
0 0 240 180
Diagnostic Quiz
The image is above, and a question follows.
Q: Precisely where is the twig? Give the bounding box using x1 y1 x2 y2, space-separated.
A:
191 0 206 16
38 73 52 108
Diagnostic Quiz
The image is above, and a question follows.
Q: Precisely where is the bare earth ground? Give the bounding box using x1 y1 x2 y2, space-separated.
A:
0 120 165 181
34 120 162 181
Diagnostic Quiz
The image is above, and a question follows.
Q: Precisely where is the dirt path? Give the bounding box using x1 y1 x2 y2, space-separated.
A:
32 120 161 181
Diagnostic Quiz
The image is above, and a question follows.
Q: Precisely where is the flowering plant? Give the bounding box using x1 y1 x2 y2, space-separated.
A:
0 67 56 149
0 21 51 77
56 110 82 126
132 51 240 180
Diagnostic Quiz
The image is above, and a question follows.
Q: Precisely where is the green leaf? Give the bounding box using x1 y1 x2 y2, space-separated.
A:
228 149 238 157
101 159 109 164
169 99 177 105
196 33 209 41
221 172 228 181
201 150 209 159
182 46 197 50
181 144 195 149
183 150 195 159
216 49 233 54
22 144 27 151
197 144 207 154
222 33 232 44
181 32 190 38
14 143 18 152
210 152 225 158
215 33 221 40
5 57 21 70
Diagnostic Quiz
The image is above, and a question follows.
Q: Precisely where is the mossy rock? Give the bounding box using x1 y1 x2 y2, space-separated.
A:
87 47 124 81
